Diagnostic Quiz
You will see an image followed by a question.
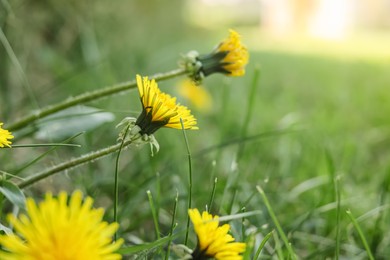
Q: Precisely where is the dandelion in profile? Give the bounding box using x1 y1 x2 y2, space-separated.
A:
189 208 246 260
177 79 212 113
183 29 249 83
0 122 13 148
117 75 198 153
0 190 123 260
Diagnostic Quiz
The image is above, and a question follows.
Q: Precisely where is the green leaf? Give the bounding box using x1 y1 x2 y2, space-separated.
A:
34 105 115 141
0 180 26 209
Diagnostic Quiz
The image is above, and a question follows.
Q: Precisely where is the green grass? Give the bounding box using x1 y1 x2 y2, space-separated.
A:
2 1 390 258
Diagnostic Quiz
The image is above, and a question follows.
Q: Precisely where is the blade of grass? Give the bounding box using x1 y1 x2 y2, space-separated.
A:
147 190 161 240
207 177 217 213
254 230 274 259
243 233 254 260
227 187 237 215
370 165 390 254
194 129 292 157
156 172 161 228
273 231 285 260
241 207 246 241
13 132 84 175
346 210 375 260
256 185 296 259
165 190 179 260
334 175 341 260
238 66 260 159
118 233 181 255
217 210 262 222
0 27 39 109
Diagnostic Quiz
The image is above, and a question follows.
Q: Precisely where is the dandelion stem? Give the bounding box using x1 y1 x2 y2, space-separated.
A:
8 68 186 132
17 139 134 189
114 125 130 241
180 119 193 246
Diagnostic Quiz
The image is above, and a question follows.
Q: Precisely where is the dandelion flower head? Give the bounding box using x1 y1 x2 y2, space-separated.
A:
135 75 198 135
0 190 123 260
189 208 246 260
215 29 249 77
0 122 14 148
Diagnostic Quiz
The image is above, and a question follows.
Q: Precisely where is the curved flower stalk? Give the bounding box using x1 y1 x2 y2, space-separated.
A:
188 209 246 260
183 30 249 83
0 122 13 148
18 76 198 188
7 68 186 132
0 190 123 260
118 75 198 153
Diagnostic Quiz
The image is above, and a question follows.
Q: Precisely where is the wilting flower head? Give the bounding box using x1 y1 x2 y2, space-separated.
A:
0 190 123 260
0 122 14 148
177 79 212 113
189 209 246 260
183 30 249 83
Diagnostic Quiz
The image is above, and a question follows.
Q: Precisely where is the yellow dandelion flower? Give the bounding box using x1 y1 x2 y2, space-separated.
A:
183 29 249 82
0 122 14 148
135 74 198 135
0 190 123 260
189 209 246 260
177 79 212 113
215 29 249 77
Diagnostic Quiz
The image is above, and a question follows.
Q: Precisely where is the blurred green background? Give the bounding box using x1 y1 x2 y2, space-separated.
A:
2 0 390 258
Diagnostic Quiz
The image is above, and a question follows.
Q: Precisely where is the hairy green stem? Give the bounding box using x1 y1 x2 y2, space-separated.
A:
114 126 130 241
18 140 134 189
8 68 186 131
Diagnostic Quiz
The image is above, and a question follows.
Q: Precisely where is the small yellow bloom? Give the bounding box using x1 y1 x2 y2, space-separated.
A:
135 75 198 135
0 122 14 148
177 79 212 113
0 191 123 260
183 29 249 83
189 209 246 260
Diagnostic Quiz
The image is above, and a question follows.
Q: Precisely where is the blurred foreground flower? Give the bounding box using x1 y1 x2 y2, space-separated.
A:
0 191 123 260
118 75 198 154
0 122 13 148
189 209 246 260
183 30 249 83
178 79 212 113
